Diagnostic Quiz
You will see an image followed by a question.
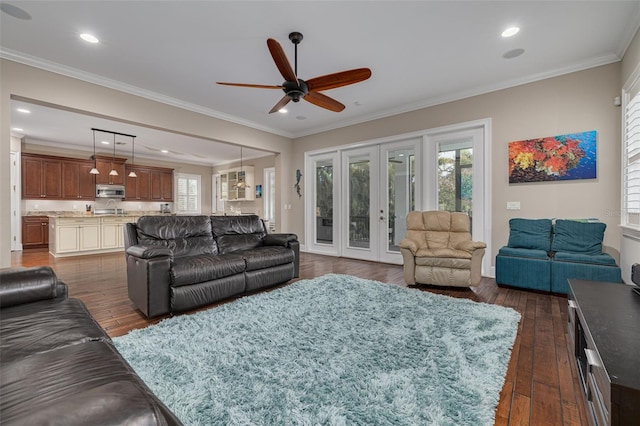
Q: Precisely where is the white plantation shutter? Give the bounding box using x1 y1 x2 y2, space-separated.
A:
624 92 640 227
175 173 201 214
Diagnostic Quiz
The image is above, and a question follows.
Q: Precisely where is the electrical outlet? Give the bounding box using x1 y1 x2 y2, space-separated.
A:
507 201 521 210
34 204 39 210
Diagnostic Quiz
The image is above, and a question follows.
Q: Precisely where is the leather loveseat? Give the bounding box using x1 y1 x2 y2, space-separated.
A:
0 266 181 425
124 214 299 318
495 218 622 293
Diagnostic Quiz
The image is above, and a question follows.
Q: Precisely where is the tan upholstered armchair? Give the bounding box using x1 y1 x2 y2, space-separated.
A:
398 211 486 287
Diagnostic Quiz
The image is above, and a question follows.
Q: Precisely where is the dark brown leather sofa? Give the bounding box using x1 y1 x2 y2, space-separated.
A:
124 215 299 318
0 266 182 426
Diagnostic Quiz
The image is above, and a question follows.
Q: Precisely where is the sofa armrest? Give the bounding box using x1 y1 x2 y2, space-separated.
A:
455 240 487 253
126 245 173 259
398 238 420 254
0 266 67 308
263 233 298 247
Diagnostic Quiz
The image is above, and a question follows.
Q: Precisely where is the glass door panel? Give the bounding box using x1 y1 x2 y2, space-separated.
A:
378 139 420 264
341 146 378 260
315 159 334 244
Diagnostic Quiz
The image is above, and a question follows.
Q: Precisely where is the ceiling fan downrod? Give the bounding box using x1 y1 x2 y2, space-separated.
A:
289 32 303 80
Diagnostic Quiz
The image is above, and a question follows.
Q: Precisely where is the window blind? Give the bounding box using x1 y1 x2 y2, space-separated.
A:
624 92 640 227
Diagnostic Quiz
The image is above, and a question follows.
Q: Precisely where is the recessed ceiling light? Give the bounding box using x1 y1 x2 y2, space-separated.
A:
278 109 288 114
101 140 110 145
16 108 31 114
503 48 525 59
12 127 23 132
296 116 307 120
80 33 99 44
501 27 520 38
161 149 169 153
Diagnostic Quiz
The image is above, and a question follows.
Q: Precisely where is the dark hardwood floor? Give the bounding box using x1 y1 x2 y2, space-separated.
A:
10 248 588 425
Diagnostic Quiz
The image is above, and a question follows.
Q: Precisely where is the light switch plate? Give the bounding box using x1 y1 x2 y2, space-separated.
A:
507 201 521 210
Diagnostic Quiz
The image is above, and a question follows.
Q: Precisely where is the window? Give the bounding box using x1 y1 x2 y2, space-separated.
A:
438 142 473 217
624 92 640 229
175 173 201 214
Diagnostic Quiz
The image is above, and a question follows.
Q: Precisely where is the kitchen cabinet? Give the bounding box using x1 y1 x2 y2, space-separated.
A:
100 216 133 249
125 166 150 200
94 155 126 185
150 169 174 201
50 217 101 255
22 216 49 249
21 154 62 199
126 165 173 201
62 160 95 199
219 166 254 201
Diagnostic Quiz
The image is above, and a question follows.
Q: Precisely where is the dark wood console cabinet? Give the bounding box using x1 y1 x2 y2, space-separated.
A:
568 279 640 425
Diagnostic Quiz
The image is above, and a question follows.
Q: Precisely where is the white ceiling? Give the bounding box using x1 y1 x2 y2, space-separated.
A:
2 1 639 165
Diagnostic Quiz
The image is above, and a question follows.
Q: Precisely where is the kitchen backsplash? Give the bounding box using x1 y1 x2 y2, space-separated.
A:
22 199 173 214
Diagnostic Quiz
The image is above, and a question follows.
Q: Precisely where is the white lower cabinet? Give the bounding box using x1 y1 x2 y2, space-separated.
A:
100 216 133 249
49 216 136 257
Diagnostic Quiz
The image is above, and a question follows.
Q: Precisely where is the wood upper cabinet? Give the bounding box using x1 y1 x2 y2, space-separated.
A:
94 156 127 185
150 169 174 201
125 165 172 201
62 160 95 199
125 166 150 200
21 154 62 199
22 216 49 249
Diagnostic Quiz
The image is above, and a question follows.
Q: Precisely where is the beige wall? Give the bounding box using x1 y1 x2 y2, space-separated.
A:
0 59 294 268
293 63 623 269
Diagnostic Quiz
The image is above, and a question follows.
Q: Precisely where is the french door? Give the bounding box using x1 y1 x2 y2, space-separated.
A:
341 139 420 263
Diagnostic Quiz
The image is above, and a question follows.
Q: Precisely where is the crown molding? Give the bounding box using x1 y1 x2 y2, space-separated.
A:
0 48 295 139
291 54 621 138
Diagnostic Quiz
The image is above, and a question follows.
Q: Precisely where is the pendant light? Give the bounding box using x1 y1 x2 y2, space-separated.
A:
109 133 118 176
89 129 100 174
128 135 137 178
233 146 250 189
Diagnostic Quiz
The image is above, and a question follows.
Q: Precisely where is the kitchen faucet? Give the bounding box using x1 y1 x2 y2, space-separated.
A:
106 199 118 215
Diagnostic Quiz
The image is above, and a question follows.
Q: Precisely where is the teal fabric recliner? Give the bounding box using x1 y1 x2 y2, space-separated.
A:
495 218 621 293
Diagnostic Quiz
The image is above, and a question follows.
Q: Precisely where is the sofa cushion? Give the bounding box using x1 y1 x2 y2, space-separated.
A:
210 215 267 254
415 247 472 259
1 341 180 426
507 218 552 251
0 298 110 362
554 251 617 266
415 256 471 269
136 216 217 258
498 246 549 260
241 246 296 271
170 253 246 287
551 220 605 255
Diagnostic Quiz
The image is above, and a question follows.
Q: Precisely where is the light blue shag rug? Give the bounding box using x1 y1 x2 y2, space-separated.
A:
114 274 520 425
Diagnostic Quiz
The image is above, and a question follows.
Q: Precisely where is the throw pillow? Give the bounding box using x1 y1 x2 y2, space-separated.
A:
551 220 605 255
507 218 553 251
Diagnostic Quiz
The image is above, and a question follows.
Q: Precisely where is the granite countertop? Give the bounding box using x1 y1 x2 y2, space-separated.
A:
24 211 175 218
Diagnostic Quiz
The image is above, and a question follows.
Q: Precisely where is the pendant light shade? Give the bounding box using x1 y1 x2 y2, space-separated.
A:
233 146 250 189
89 129 100 174
109 133 118 176
128 135 137 178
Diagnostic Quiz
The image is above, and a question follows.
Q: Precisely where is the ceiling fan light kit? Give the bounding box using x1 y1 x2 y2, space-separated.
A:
217 32 371 114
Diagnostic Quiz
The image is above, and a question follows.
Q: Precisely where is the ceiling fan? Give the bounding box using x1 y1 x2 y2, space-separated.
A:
217 32 372 114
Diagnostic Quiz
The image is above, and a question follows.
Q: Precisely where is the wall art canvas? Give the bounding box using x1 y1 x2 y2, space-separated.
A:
508 130 597 183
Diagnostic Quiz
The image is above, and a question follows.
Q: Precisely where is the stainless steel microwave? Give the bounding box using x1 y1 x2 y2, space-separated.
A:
96 184 125 199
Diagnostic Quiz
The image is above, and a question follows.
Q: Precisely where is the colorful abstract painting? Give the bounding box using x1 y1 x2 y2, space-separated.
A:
508 130 597 183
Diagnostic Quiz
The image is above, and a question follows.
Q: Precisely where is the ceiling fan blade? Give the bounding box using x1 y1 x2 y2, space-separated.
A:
304 91 345 112
267 38 298 84
217 82 283 89
306 68 372 92
269 95 292 114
